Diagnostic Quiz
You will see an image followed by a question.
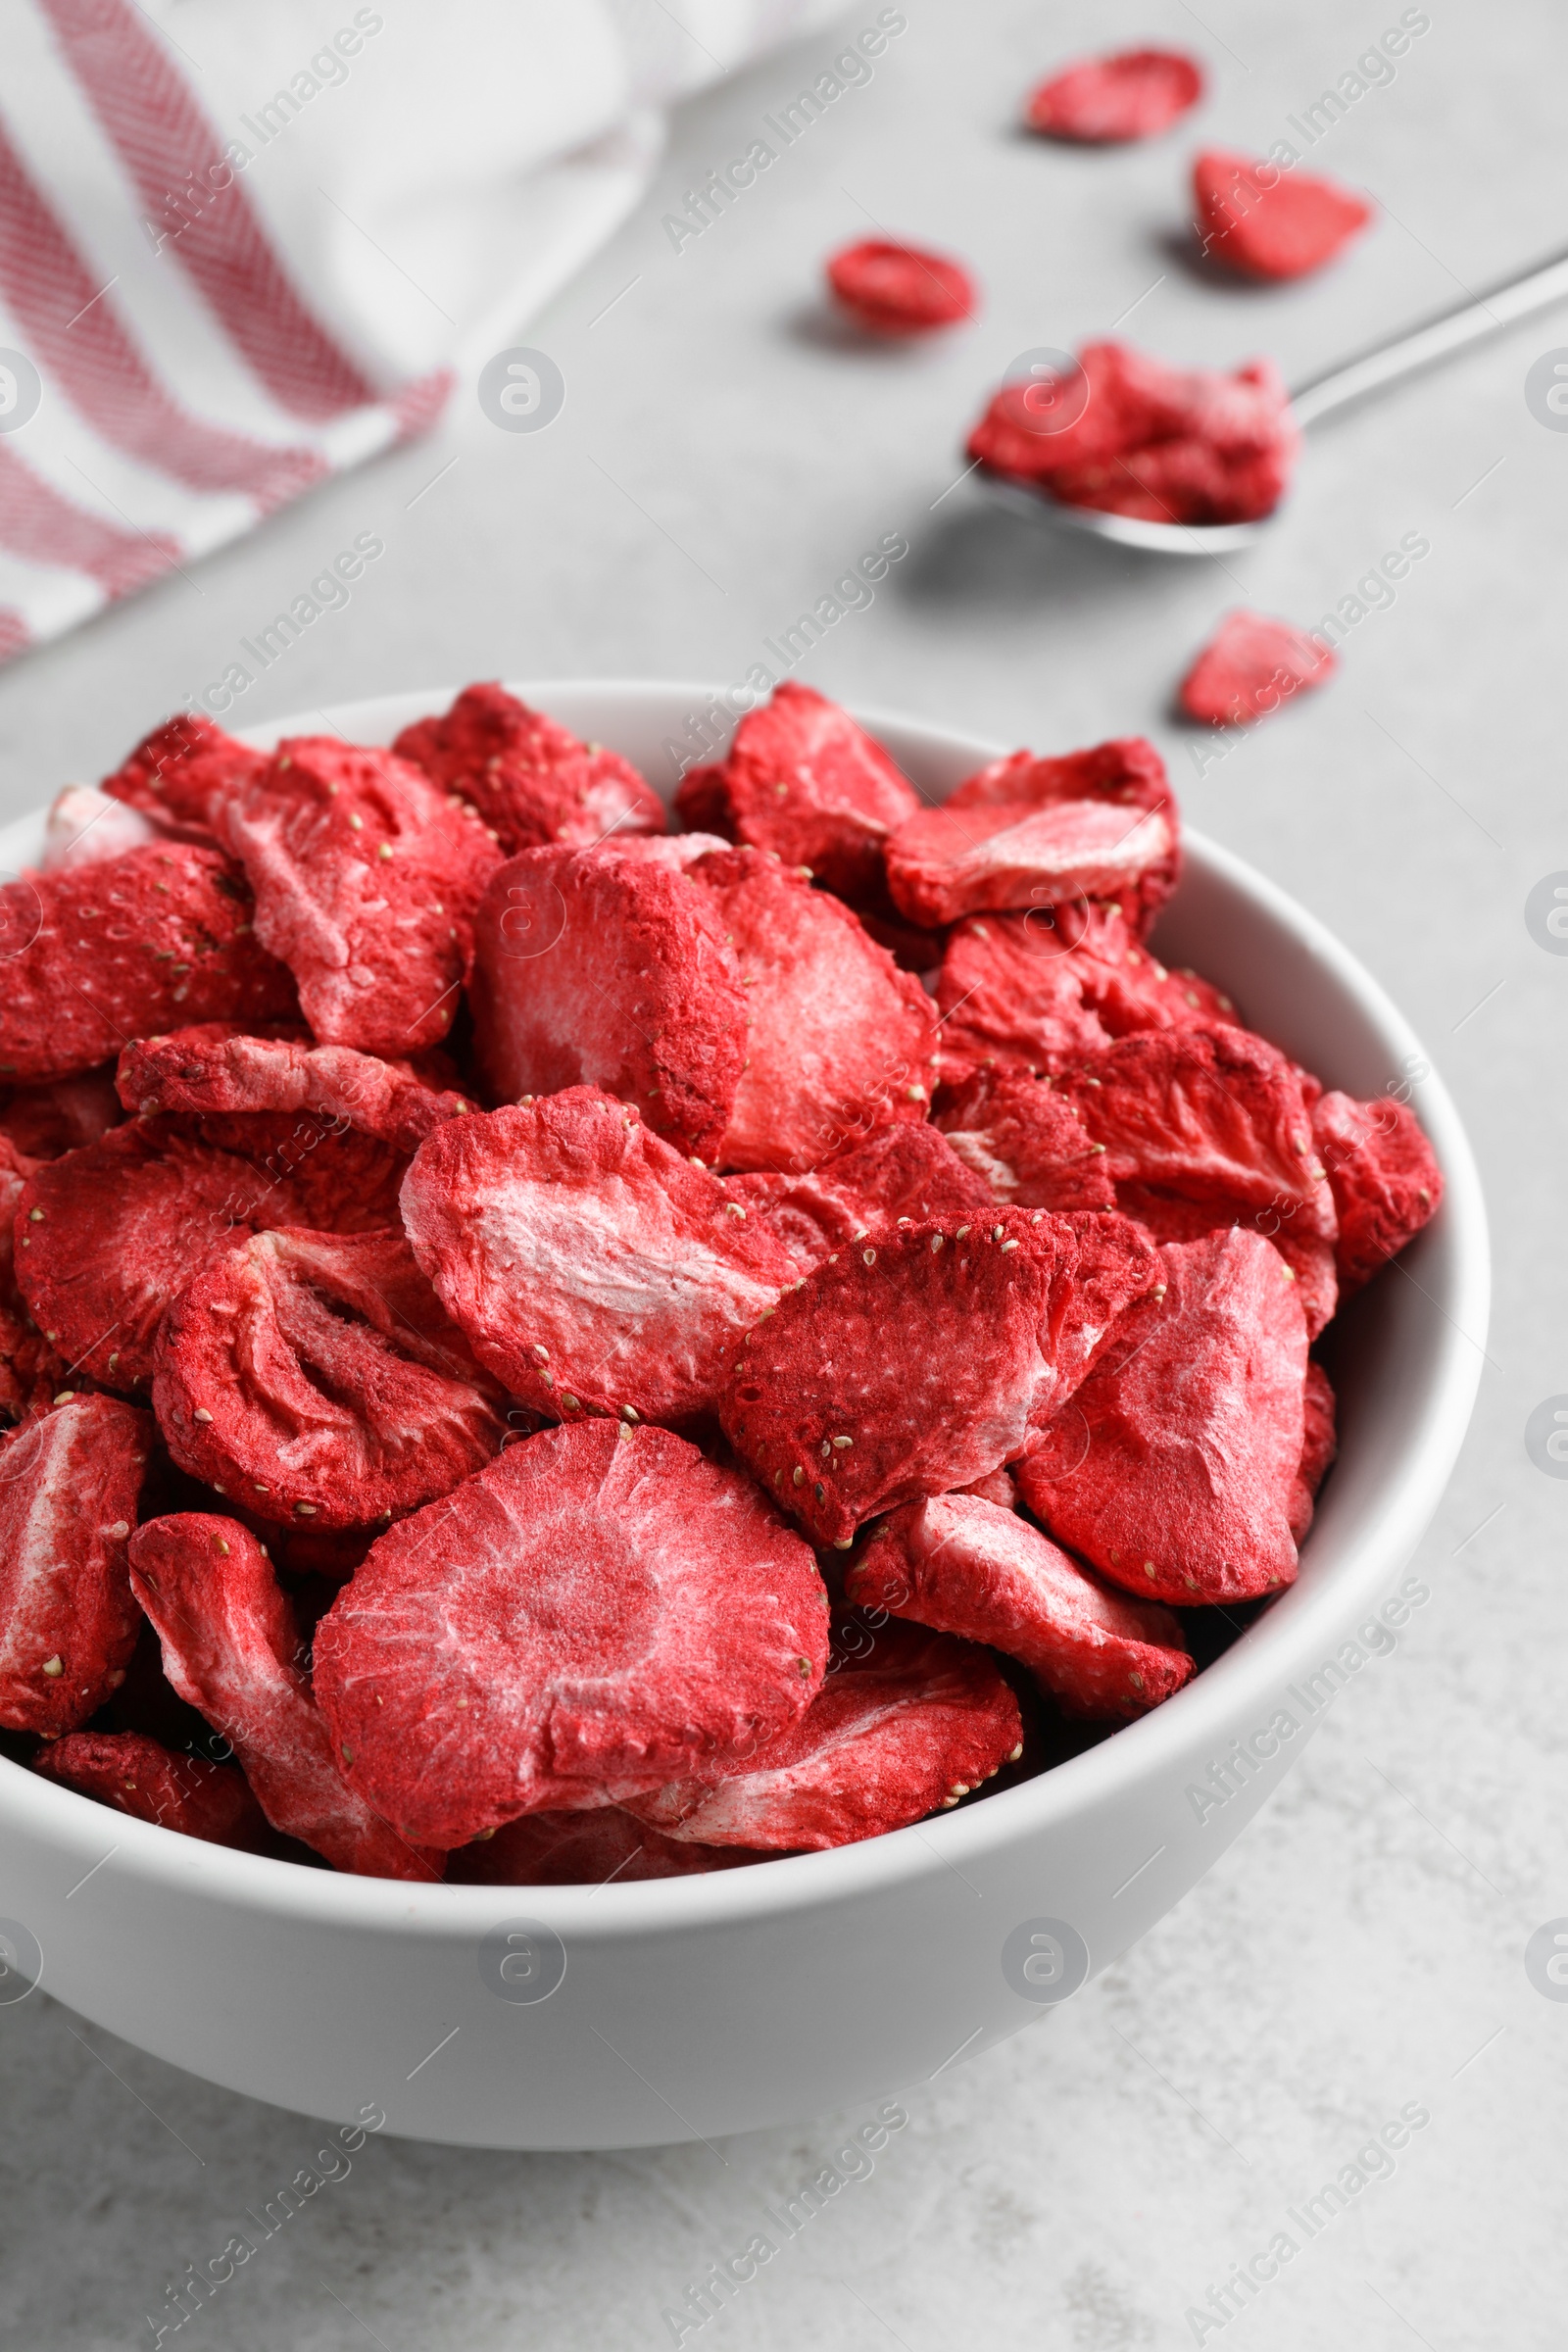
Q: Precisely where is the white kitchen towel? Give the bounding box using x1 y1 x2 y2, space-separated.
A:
0 0 845 663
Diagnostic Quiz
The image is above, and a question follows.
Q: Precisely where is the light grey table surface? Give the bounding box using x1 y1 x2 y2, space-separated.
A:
2 3 1565 2346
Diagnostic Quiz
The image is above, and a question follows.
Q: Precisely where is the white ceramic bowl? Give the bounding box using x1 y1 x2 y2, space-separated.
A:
0 683 1488 2149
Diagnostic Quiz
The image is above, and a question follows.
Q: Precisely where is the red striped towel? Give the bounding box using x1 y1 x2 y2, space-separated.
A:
0 0 842 663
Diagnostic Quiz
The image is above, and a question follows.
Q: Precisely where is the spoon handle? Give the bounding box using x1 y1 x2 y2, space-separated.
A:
1290 245 1568 428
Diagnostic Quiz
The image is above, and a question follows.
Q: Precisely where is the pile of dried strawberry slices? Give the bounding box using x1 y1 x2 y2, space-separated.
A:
0 680 1441 1885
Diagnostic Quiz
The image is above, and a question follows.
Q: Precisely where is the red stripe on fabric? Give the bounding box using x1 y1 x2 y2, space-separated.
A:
41 0 378 422
0 609 31 663
0 115 326 513
0 443 179 596
390 367 455 445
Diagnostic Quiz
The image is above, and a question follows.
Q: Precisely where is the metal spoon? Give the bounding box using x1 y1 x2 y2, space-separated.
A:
981 244 1568 556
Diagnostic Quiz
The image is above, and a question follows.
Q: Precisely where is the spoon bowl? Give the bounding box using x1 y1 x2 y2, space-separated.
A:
976 242 1568 559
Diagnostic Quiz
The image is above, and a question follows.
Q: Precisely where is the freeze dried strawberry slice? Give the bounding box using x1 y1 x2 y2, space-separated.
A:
155 1226 505 1527
935 1068 1115 1212
1312 1090 1443 1293
626 1622 1021 1849
0 1396 152 1735
0 843 297 1084
719 1211 1057 1547
728 1122 993 1266
312 1422 830 1848
935 904 1234 1080
967 340 1298 528
42 785 160 873
15 1120 311 1391
1113 1179 1339 1339
691 848 938 1173
887 737 1177 934
674 682 920 908
1179 610 1337 726
468 843 747 1160
1054 1024 1336 1249
118 1023 473 1152
936 913 1113 1076
33 1728 271 1850
400 1089 798 1425
0 1308 64 1425
848 1495 1194 1719
826 239 976 334
447 1805 760 1885
1025 47 1202 142
1016 1229 1307 1603
189 1109 410 1234
128 1514 440 1878
887 796 1177 933
393 682 665 854
956 1464 1018 1510
0 1070 122 1160
1291 1360 1338 1544
215 736 500 1054
1033 1209 1164 1426
100 712 265 831
1195 150 1372 280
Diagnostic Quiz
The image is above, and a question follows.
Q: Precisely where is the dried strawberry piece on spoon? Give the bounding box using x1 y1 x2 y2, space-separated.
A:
393 682 665 853
129 1514 441 1878
1025 48 1202 143
153 1226 507 1526
0 1396 153 1735
312 1422 830 1848
625 1621 1022 1849
33 1728 272 1850
849 1494 1194 1719
401 1088 799 1425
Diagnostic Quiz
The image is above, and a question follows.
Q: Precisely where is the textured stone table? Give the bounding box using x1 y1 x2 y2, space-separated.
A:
2 3 1563 2344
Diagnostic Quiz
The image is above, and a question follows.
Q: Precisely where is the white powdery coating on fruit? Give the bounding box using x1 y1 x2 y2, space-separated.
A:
0 1398 150 1734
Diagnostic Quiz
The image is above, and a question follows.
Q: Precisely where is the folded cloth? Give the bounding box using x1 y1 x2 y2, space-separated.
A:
0 0 844 664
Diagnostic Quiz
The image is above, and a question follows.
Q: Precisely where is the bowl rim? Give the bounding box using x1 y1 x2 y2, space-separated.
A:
0 679 1491 1939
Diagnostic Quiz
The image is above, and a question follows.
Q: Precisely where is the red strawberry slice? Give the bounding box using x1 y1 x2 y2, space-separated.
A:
625 1621 1022 1849
0 1396 153 1735
1017 1228 1308 1603
129 1513 441 1878
153 1226 507 1526
1179 610 1337 726
33 1728 272 1850
1025 48 1202 143
826 239 976 335
1194 150 1372 279
400 1088 799 1426
311 1421 830 1848
393 682 665 854
848 1494 1195 1718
